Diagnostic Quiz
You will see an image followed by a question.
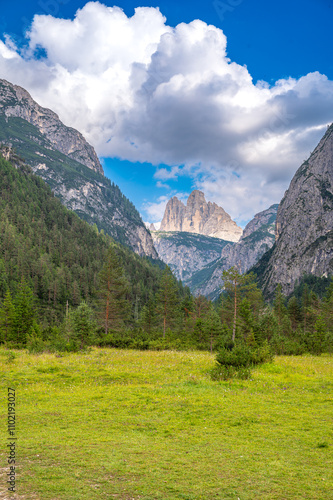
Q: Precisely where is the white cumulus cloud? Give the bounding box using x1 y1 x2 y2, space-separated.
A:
0 2 332 222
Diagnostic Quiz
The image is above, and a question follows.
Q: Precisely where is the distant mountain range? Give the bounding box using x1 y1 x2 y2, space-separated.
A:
1 78 331 299
0 79 157 258
152 191 278 299
152 122 333 299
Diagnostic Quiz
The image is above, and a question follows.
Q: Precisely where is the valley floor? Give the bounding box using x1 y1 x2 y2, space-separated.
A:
0 348 332 500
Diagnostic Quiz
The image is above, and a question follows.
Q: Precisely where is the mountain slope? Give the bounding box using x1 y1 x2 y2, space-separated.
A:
152 205 278 299
252 123 333 297
0 153 163 320
151 231 231 284
0 79 157 258
189 205 278 299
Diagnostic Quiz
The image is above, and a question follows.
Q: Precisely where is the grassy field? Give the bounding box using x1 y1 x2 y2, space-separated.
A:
0 348 332 500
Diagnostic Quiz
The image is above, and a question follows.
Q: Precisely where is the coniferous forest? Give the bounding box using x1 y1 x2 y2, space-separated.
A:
0 155 332 360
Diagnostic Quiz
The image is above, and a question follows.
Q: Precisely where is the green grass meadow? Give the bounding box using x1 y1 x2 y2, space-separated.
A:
1 348 332 499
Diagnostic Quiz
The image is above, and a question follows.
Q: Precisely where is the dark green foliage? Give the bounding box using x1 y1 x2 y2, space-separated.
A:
71 302 97 349
212 341 273 380
97 246 130 335
216 342 273 369
156 265 181 336
0 157 164 327
292 275 332 300
12 279 36 346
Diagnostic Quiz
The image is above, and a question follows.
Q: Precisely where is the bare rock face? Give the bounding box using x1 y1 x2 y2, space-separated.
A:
152 205 278 299
254 124 333 297
191 204 278 298
160 190 243 242
0 79 103 175
0 78 158 259
151 231 230 283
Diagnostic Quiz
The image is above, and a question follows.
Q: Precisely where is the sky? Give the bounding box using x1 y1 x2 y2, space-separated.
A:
0 0 332 226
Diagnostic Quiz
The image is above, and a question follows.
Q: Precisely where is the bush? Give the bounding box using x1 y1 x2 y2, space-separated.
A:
212 341 273 381
27 333 46 354
270 335 306 355
216 342 273 369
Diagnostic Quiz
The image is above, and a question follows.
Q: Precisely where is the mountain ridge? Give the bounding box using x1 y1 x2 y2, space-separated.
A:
0 78 157 258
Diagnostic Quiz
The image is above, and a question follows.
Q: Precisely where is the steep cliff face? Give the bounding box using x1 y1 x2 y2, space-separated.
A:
0 79 103 175
0 79 157 258
253 124 333 297
151 231 230 283
192 205 278 298
152 205 278 299
160 190 243 242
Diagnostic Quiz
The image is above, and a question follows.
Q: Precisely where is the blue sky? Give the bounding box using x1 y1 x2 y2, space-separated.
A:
0 0 332 225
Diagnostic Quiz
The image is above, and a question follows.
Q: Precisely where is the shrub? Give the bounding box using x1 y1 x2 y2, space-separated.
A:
212 341 273 380
216 342 273 369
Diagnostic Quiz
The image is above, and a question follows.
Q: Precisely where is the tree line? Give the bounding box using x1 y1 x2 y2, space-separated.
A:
0 154 332 355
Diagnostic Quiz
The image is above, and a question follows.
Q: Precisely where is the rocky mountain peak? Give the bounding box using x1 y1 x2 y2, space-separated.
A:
242 204 279 240
254 123 333 297
0 79 104 175
0 78 158 259
160 190 242 242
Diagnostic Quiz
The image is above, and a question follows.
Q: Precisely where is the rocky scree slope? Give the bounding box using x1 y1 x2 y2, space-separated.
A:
252 123 333 297
188 204 278 299
152 204 277 299
151 231 231 284
0 79 157 258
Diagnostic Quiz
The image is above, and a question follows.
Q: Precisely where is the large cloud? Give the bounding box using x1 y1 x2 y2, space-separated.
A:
0 1 332 222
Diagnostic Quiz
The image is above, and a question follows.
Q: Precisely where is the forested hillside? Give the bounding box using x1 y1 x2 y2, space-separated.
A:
0 79 157 257
0 155 163 325
1 154 332 355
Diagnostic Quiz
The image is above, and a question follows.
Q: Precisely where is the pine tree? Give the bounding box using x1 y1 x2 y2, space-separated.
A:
140 293 158 334
0 258 8 298
310 316 327 355
72 302 96 349
0 290 15 343
13 279 35 346
273 284 287 328
221 267 259 342
98 246 130 335
287 296 301 332
156 266 180 337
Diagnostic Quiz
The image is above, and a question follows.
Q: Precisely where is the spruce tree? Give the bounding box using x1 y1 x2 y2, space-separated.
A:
98 246 130 335
0 290 15 343
156 266 180 337
72 302 96 349
13 279 35 346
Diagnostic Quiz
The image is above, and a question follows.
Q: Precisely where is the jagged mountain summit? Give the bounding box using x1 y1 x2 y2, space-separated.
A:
0 79 157 258
160 190 243 242
152 204 278 299
253 123 333 297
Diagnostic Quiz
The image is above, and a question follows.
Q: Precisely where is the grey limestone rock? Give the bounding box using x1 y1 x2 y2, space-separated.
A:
160 190 243 242
256 124 333 297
